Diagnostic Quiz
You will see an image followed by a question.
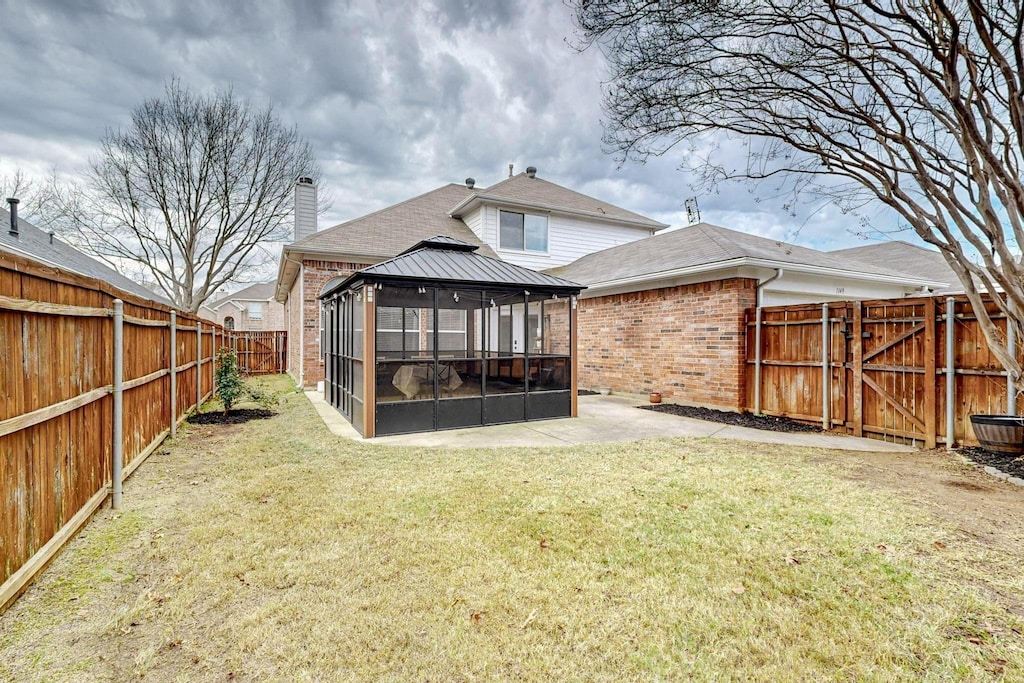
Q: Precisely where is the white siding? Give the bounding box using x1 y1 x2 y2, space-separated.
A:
480 205 652 269
463 206 485 240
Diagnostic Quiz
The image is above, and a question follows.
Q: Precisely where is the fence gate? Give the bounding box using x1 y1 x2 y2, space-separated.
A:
749 295 1012 447
849 299 936 447
233 331 287 375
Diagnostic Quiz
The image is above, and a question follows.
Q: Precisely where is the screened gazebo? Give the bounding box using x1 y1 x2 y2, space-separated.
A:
319 236 585 437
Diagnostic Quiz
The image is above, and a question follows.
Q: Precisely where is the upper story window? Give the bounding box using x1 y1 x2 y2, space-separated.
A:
499 210 548 252
248 301 263 320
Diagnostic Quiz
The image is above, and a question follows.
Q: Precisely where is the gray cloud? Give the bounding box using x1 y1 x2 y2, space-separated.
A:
0 0 902 269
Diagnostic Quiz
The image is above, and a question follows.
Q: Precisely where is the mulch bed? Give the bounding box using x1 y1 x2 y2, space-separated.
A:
186 409 277 425
577 389 601 396
956 446 1024 480
638 404 823 433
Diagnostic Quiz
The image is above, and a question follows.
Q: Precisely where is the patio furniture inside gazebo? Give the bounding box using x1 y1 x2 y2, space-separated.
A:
319 236 585 437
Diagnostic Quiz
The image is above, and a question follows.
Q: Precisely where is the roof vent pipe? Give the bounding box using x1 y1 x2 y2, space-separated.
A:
6 197 19 237
465 177 475 189
508 163 513 178
526 166 537 178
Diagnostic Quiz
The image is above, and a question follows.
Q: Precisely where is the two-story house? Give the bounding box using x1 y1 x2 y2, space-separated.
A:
207 281 286 332
274 168 667 387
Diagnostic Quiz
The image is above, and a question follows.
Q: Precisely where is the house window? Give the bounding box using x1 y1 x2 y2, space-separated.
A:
499 211 548 252
375 307 423 357
224 316 235 330
248 302 263 320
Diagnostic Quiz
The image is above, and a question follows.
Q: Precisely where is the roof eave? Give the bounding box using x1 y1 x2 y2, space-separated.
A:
577 257 948 295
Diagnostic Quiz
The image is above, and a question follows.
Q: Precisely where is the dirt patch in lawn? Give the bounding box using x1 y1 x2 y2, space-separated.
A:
186 408 276 425
956 446 1024 480
812 447 1024 562
639 403 822 433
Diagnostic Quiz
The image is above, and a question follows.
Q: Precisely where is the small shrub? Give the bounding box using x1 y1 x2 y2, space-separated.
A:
215 348 245 413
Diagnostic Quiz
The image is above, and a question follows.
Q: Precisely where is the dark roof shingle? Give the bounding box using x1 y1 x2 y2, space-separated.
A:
289 184 496 258
830 242 960 294
553 223 945 286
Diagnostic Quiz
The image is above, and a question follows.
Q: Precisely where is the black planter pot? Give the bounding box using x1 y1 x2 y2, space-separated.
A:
969 415 1024 456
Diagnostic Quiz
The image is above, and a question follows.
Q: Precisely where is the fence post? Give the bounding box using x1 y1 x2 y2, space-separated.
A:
753 305 763 414
821 303 830 430
197 321 203 409
212 326 218 398
112 300 124 510
170 311 177 438
946 297 956 447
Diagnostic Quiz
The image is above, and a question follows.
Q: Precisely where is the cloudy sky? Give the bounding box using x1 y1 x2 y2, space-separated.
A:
0 0 910 271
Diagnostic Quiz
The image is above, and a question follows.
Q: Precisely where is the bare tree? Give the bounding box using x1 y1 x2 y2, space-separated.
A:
574 0 1024 388
0 164 43 215
48 80 321 312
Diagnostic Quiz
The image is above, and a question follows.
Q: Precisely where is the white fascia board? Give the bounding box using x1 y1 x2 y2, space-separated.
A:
579 257 947 298
448 194 666 231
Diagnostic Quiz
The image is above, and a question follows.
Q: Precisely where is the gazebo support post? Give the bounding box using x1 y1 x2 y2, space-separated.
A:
363 284 376 438
571 295 579 417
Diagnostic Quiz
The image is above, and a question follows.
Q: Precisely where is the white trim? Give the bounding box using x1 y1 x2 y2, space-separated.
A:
577 257 946 299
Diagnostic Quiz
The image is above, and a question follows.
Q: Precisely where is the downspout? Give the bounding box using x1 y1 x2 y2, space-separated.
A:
753 268 783 415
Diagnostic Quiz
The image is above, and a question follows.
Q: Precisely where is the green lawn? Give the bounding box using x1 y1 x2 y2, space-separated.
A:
1 376 1022 681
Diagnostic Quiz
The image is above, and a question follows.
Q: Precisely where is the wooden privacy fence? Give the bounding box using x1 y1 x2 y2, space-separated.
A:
746 295 1013 447
0 252 286 613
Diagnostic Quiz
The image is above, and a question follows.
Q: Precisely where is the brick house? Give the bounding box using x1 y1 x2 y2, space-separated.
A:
274 169 666 387
552 223 946 410
207 282 286 331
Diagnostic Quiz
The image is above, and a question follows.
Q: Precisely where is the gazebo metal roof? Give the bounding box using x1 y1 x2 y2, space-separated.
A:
320 236 585 298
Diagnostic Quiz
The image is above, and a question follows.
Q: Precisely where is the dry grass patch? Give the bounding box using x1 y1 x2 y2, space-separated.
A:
1 376 1022 681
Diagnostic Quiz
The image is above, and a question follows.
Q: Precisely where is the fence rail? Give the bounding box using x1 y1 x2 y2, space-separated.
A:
746 295 1011 447
0 252 286 612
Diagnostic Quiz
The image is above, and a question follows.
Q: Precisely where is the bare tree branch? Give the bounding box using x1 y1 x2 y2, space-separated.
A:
573 0 1024 391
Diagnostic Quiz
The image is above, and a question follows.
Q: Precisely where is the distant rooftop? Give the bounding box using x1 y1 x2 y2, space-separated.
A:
0 205 172 305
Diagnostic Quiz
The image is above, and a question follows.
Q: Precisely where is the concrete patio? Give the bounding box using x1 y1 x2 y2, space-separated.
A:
305 391 916 452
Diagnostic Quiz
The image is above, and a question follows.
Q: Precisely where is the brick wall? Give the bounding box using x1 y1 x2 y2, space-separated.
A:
577 278 757 411
295 259 364 387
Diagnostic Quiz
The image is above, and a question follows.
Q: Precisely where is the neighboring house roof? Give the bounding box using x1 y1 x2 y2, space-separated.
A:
0 206 172 305
551 223 948 292
322 235 584 298
210 281 277 309
449 172 668 230
830 241 963 294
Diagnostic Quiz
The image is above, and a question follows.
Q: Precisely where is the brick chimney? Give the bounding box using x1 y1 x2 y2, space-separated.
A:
293 176 317 243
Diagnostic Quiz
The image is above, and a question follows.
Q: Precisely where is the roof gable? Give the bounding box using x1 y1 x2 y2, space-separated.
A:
451 172 666 229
